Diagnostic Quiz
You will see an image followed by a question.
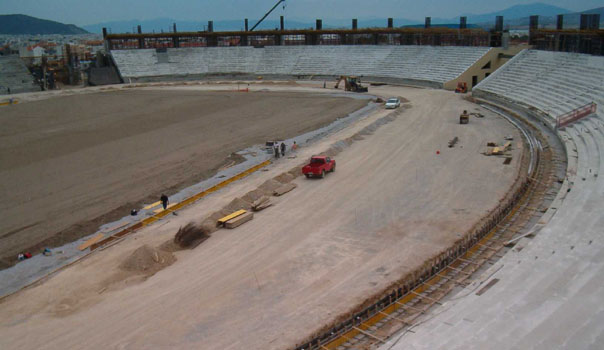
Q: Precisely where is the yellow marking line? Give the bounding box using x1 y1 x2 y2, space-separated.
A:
218 209 247 224
0 100 18 106
153 203 177 213
90 160 271 251
143 201 161 210
78 233 104 251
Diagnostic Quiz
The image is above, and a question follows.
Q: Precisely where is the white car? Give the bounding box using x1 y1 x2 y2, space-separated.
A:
385 98 401 109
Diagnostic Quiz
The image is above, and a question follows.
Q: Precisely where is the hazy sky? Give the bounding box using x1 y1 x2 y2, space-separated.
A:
1 0 601 25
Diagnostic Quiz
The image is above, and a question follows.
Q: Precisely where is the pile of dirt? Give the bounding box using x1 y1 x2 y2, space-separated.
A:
242 188 265 203
174 223 211 248
273 172 296 184
119 244 176 274
258 179 283 196
224 197 253 212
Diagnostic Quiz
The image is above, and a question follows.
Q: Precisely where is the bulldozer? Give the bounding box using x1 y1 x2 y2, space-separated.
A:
334 76 368 93
455 82 468 93
459 110 469 124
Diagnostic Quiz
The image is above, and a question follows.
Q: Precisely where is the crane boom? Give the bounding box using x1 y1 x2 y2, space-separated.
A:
250 0 286 31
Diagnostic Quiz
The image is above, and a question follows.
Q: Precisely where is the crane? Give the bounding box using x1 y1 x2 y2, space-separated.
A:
250 0 286 31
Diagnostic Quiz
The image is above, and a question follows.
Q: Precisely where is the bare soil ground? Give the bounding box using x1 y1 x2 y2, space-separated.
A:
0 89 367 267
0 85 522 350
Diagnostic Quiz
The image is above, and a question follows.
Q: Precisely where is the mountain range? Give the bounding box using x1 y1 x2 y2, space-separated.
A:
0 14 88 35
84 3 599 34
1 3 602 35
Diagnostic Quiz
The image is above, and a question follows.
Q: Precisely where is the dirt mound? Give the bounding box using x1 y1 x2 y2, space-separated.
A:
258 179 283 196
287 165 304 178
174 223 211 248
242 188 265 203
120 244 176 273
224 197 252 212
273 172 296 184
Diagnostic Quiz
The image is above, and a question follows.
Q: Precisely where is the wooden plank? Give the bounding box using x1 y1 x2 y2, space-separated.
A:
225 211 254 229
218 209 247 224
78 233 105 251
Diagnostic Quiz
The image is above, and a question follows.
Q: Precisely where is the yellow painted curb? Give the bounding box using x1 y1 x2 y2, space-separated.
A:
90 159 271 250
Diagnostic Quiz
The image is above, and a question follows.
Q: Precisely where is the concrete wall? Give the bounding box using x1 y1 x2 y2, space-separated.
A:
443 45 526 91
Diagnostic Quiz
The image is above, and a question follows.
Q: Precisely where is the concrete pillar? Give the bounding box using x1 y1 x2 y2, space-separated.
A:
557 15 564 30
495 16 503 32
425 17 431 29
460 16 467 29
102 27 110 51
316 19 322 30
137 25 143 49
529 15 539 30
172 23 179 47
388 18 393 28
280 16 284 30
529 16 539 45
245 18 249 31
580 14 589 30
593 14 601 30
352 18 358 30
208 21 214 32
582 14 600 30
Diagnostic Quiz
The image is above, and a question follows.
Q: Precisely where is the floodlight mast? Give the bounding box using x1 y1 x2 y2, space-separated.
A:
249 0 286 31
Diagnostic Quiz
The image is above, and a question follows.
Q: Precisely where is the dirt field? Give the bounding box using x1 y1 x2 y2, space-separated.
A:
0 85 523 349
0 90 367 267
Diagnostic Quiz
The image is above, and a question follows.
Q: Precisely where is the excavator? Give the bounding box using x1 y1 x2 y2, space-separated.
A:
334 76 368 93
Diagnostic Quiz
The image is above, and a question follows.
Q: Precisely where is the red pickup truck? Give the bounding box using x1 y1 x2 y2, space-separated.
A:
302 156 336 178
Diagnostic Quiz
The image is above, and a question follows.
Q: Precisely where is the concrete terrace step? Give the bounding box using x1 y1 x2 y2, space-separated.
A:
111 45 491 84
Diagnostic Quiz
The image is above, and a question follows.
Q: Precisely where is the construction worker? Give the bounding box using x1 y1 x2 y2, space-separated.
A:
280 141 286 157
274 142 280 158
292 141 299 152
160 194 169 210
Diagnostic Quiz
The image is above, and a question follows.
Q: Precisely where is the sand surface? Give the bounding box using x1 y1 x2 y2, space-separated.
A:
0 85 522 350
0 90 367 266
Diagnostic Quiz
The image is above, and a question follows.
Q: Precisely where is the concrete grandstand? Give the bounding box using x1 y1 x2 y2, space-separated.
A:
111 45 502 89
373 50 604 350
0 55 38 95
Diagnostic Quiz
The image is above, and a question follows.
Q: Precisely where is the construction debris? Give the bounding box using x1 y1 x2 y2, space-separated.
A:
273 182 297 196
224 211 254 229
252 196 272 211
174 223 210 248
448 137 459 148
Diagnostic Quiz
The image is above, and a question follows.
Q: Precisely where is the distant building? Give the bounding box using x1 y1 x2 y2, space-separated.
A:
19 45 45 64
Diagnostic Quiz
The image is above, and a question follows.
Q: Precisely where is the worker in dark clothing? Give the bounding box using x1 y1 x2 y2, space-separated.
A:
160 194 169 210
280 142 286 157
274 142 280 158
